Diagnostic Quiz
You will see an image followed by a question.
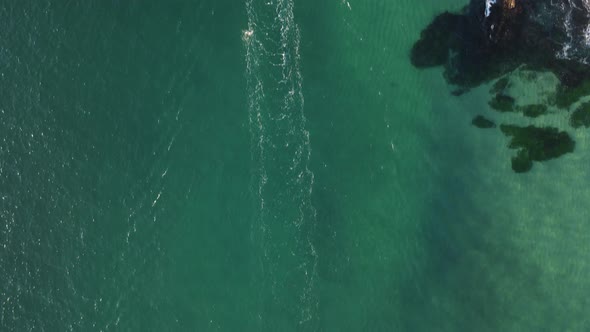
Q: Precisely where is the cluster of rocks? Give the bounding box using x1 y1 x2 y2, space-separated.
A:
411 0 590 172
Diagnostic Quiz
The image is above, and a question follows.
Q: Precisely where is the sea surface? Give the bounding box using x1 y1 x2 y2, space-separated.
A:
2 0 590 331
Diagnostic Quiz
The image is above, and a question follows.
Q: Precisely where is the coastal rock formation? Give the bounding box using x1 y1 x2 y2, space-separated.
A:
489 94 515 112
411 0 588 172
517 104 548 118
571 102 590 128
411 0 590 93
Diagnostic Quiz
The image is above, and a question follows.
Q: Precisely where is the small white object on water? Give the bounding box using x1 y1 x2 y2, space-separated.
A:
242 29 254 42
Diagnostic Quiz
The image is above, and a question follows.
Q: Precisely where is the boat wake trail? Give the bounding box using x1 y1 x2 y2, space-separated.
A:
244 0 318 328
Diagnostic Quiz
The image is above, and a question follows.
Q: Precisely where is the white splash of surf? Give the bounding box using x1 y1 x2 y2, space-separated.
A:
557 0 590 62
243 0 318 326
485 0 497 17
583 0 590 47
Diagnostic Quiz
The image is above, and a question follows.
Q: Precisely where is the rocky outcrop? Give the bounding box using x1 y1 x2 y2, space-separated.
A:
411 0 590 91
411 0 587 173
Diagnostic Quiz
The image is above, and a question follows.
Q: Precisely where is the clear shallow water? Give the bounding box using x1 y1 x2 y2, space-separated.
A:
2 0 590 331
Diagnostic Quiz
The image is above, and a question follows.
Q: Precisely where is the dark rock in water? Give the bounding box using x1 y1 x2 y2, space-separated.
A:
451 88 470 96
511 149 533 173
410 0 528 86
472 115 496 128
490 77 510 94
570 102 590 128
489 94 516 112
500 124 575 172
411 0 589 171
411 0 590 107
485 0 525 47
517 104 548 117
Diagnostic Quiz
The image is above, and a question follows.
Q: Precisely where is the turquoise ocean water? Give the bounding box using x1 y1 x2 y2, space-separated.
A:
2 0 590 331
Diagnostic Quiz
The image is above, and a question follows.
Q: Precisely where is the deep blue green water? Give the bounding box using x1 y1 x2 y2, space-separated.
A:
2 0 590 331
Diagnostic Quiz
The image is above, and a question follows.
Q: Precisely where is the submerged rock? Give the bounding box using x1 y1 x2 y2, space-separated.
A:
411 0 590 107
412 0 589 172
490 77 510 94
451 88 470 96
489 94 515 112
571 102 590 128
472 115 496 128
500 124 575 172
554 80 590 108
517 104 548 118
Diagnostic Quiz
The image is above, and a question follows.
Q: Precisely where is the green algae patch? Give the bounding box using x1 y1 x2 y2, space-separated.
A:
517 104 548 118
472 115 496 129
570 102 590 128
500 125 575 173
489 94 516 112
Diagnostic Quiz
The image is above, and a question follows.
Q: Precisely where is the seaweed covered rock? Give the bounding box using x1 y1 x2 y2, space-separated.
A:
412 0 590 172
451 88 470 96
554 79 590 108
570 102 590 128
411 0 590 106
411 0 527 86
517 104 548 118
500 125 575 172
472 115 496 128
489 94 515 112
490 77 510 94
488 77 550 117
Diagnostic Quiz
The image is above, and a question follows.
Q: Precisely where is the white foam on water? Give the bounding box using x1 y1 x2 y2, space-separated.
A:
485 0 497 17
244 0 318 326
558 1 574 59
557 0 590 62
583 0 590 47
